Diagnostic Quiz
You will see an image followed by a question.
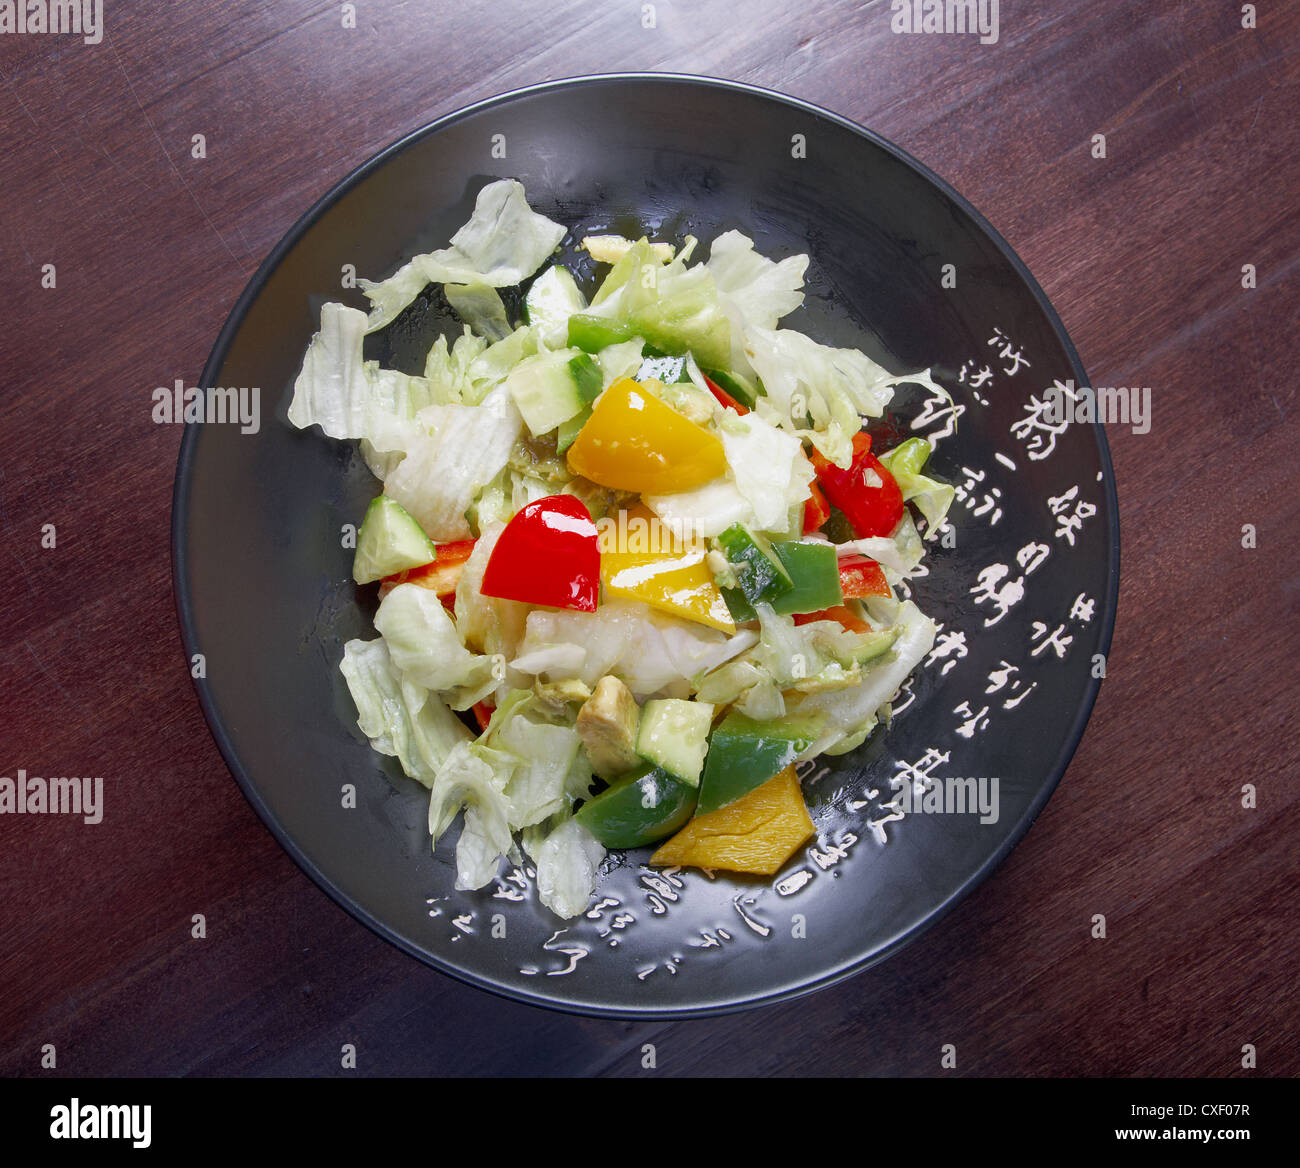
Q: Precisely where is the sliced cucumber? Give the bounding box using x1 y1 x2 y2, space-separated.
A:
551 354 603 454
715 522 793 613
524 265 586 348
852 625 901 666
556 407 590 455
506 348 589 437
568 352 604 403
700 366 760 409
353 496 435 585
635 698 715 788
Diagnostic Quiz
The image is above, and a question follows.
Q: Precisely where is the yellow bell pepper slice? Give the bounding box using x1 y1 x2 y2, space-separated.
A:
566 377 726 494
649 765 814 875
602 547 735 633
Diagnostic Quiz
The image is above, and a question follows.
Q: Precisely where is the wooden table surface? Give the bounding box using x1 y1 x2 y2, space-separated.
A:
1 1 1296 1078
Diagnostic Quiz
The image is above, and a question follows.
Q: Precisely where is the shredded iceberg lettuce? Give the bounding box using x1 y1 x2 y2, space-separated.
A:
293 182 958 919
531 817 606 919
384 386 522 540
339 638 472 788
373 584 498 709
360 179 565 331
878 436 956 536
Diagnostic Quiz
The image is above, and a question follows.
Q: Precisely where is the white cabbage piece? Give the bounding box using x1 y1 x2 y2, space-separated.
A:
642 411 813 540
718 411 815 533
453 523 532 666
837 510 924 584
789 600 937 755
642 477 754 541
511 599 758 698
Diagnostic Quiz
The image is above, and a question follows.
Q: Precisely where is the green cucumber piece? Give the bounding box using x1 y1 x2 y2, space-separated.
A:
715 522 793 618
568 352 604 403
852 625 901 666
701 366 760 409
506 348 588 437
553 354 604 454
352 496 435 585
574 764 698 848
635 699 715 787
696 711 823 816
524 266 586 347
556 408 590 455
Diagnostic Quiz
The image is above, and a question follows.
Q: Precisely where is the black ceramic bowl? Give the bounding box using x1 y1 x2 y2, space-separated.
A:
173 74 1118 1017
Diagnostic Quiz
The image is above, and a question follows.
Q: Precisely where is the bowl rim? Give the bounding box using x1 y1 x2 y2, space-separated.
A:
171 71 1121 1020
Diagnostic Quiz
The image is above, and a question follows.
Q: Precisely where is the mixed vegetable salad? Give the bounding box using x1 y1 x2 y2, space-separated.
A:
287 179 955 918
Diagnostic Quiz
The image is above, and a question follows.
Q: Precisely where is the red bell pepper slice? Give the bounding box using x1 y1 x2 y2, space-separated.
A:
480 494 600 611
793 604 871 634
803 480 830 533
838 554 891 599
472 701 495 733
702 373 749 415
810 431 904 538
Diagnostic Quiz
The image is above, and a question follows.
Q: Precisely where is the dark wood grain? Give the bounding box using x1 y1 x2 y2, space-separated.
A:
1 0 1296 1077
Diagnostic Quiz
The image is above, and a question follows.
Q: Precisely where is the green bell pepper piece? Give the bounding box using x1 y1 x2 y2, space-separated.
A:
771 540 843 615
719 535 840 621
696 711 823 815
574 764 698 848
566 314 636 353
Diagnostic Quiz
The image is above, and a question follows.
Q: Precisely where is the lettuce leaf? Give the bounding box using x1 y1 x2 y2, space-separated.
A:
707 231 808 329
383 385 522 540
286 302 374 439
445 281 511 342
427 740 514 864
359 179 565 331
494 711 583 828
878 437 956 536
338 638 472 787
530 817 606 919
455 803 515 890
788 600 937 755
707 230 807 374
373 583 498 709
745 325 898 467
